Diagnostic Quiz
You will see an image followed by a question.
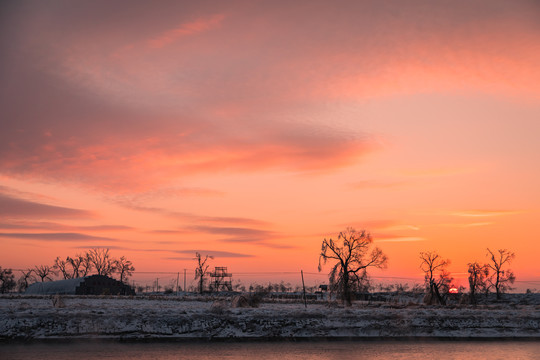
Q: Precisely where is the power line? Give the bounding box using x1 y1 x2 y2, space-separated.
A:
8 268 540 284
134 271 188 275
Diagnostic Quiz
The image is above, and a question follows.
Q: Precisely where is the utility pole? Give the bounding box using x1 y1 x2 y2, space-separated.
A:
176 272 180 295
301 270 307 309
184 269 187 293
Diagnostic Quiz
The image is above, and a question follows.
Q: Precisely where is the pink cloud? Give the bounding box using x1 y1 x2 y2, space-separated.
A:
2 1 539 195
0 232 117 242
0 193 93 219
0 122 373 193
148 14 226 48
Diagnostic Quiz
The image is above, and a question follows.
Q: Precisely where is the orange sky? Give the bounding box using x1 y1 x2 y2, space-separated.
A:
1 0 539 290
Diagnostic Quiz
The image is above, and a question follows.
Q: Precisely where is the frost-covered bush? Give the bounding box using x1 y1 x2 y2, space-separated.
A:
210 300 228 314
52 295 65 308
231 295 249 308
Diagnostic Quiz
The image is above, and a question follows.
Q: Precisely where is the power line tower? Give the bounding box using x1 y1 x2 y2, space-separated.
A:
209 267 232 292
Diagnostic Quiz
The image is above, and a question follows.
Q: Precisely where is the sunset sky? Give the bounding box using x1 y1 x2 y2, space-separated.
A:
1 0 539 290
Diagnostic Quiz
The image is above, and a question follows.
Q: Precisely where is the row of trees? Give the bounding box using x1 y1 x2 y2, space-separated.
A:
0 230 518 303
0 248 135 293
52 248 135 283
318 227 516 306
420 248 515 305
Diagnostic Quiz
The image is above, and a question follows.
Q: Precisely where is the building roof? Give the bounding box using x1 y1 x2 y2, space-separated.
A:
25 277 86 295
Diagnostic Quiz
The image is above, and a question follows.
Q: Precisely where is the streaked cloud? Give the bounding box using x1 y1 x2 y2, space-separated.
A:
114 198 270 226
0 185 55 202
0 232 117 242
0 193 93 219
461 222 494 227
148 14 226 49
188 225 275 240
451 210 521 217
187 225 294 249
434 222 495 228
173 249 254 258
375 236 426 243
0 220 133 232
342 220 419 232
147 229 188 235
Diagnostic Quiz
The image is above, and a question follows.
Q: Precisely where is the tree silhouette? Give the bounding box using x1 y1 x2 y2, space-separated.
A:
115 256 135 283
419 251 452 305
67 253 93 278
53 257 72 279
194 252 213 294
34 265 55 282
17 269 35 293
88 248 116 276
319 228 387 306
467 261 488 305
486 248 515 300
0 267 16 293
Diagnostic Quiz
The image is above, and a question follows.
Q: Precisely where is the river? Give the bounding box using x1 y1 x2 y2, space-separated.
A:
1 340 539 360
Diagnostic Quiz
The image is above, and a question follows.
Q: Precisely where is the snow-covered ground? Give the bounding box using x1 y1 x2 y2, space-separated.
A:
1 295 539 340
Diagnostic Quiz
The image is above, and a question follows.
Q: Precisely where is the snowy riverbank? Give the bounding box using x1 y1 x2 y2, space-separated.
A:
1 296 539 340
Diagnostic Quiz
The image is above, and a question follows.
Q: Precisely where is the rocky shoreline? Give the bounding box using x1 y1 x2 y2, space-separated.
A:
1 296 539 341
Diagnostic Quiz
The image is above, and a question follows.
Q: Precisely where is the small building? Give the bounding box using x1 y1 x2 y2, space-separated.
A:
315 284 329 300
25 275 135 295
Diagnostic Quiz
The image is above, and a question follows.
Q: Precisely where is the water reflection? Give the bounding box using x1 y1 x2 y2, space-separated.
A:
1 341 539 360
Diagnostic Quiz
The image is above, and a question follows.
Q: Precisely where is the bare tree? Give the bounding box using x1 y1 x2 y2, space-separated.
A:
17 269 35 293
0 267 16 293
87 248 116 276
486 248 515 300
194 252 213 294
419 251 452 305
319 228 387 306
115 256 135 283
54 257 72 279
60 254 91 278
34 265 55 282
67 253 93 278
467 261 488 304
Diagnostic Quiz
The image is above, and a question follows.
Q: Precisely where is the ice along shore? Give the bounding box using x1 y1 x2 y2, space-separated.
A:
1 296 539 341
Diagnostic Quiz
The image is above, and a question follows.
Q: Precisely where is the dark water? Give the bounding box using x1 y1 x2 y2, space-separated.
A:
1 340 539 360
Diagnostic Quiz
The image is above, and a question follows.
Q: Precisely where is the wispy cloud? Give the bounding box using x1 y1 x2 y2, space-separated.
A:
0 193 93 219
0 232 117 242
173 249 253 258
0 220 133 232
118 187 225 204
146 229 188 235
437 222 494 228
341 220 420 232
0 185 55 202
189 225 275 240
114 198 270 226
187 225 294 249
375 236 425 243
461 222 493 227
451 210 521 217
148 14 226 48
